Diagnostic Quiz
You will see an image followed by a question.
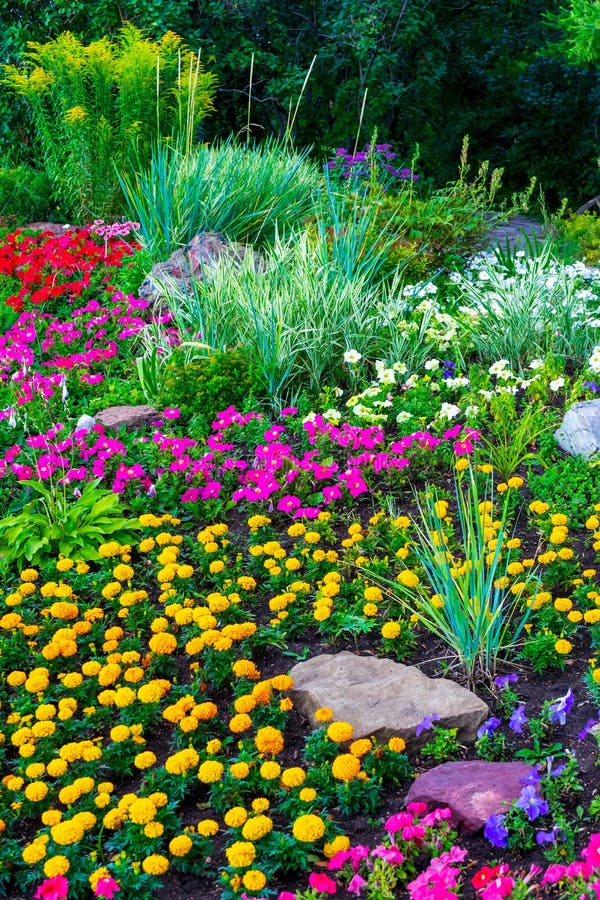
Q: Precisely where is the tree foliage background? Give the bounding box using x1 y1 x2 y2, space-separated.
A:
1 0 599 206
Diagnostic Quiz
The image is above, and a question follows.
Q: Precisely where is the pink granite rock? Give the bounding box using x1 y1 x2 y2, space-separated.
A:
94 405 159 432
406 760 534 834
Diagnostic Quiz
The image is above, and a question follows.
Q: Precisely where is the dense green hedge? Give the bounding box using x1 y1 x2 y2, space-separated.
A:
1 0 599 207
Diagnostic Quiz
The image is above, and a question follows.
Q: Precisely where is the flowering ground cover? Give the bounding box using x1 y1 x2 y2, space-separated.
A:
6 223 600 900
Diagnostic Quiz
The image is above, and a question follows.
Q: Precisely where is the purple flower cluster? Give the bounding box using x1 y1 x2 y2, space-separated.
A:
327 143 418 182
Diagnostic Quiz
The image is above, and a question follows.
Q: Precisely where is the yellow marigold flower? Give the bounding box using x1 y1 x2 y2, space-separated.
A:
22 842 47 863
585 609 600 624
550 513 568 526
381 621 401 640
149 632 177 655
554 598 573 612
232 659 260 680
128 797 157 825
363 586 383 603
398 570 419 588
230 762 250 780
592 668 600 684
327 721 353 743
101 582 121 599
568 611 583 623
198 761 224 783
242 870 267 892
169 834 193 856
555 639 573 655
47 758 68 777
163 747 199 775
144 821 164 838
259 761 281 780
455 458 469 472
226 841 256 868
113 563 134 582
229 713 252 734
134 751 157 770
224 806 248 828
280 767 305 789
324 835 351 858
20 568 39 582
24 781 49 802
248 515 271 530
288 523 306 537
44 856 69 877
142 854 169 875
26 763 45 778
529 500 549 515
50 820 85 846
255 726 284 755
315 707 334 723
292 813 325 842
557 547 574 560
349 738 372 757
41 810 62 826
242 815 273 841
191 701 217 721
331 753 361 781
197 819 219 836
388 736 406 752
507 476 524 489
299 787 317 802
137 680 171 704
549 528 568 545
7 670 27 686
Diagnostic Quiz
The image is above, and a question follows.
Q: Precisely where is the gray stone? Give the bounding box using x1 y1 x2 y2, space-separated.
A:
406 760 534 834
95 405 159 432
289 652 489 751
554 400 600 458
75 414 96 433
139 231 265 306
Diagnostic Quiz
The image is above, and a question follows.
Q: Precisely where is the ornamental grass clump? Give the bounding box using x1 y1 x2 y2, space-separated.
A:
384 468 540 686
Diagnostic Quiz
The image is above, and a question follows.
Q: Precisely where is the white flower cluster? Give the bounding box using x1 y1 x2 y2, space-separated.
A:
588 346 600 374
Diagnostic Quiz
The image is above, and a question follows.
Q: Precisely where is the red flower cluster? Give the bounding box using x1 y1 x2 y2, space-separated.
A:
0 227 136 312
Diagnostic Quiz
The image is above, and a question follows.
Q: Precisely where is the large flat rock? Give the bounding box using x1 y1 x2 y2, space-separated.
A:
95 405 159 432
406 760 534 834
289 652 488 751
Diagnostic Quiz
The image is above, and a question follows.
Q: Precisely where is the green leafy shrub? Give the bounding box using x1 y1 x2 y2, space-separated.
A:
157 347 264 433
0 165 56 224
0 479 139 570
560 211 600 264
2 25 216 221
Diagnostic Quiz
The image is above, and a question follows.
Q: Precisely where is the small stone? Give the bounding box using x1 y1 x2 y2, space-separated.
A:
555 400 600 458
94 405 159 432
75 414 96 433
289 652 488 751
405 760 534 834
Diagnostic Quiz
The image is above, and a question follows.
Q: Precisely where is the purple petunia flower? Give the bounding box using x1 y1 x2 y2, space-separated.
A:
477 717 502 739
578 718 597 741
509 703 527 733
484 814 509 848
495 673 519 690
584 380 600 393
536 826 563 845
415 713 440 737
547 688 574 726
516 785 549 821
